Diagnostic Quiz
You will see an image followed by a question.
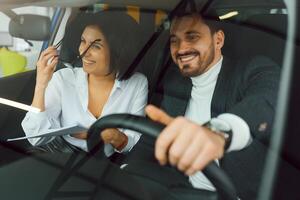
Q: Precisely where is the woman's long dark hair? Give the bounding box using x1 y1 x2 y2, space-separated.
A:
62 11 141 80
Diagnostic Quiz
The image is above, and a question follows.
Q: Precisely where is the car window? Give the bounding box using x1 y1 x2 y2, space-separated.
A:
0 6 55 77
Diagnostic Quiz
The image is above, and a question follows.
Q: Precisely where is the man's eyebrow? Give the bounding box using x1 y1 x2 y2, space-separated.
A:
185 31 200 35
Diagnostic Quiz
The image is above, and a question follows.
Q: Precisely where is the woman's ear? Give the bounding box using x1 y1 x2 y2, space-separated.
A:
214 30 225 50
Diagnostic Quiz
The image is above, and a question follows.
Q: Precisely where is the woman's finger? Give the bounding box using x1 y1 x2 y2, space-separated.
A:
38 52 58 68
47 56 58 72
40 46 56 58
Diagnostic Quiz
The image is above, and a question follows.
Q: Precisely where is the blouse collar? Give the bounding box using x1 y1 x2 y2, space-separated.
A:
74 68 123 111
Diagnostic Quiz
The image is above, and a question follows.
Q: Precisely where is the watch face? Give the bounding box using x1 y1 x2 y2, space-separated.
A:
210 118 231 132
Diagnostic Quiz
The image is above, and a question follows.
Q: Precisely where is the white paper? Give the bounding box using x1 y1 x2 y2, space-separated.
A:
7 125 88 141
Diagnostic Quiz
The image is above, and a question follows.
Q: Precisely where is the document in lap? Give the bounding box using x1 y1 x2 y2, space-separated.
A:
7 125 88 141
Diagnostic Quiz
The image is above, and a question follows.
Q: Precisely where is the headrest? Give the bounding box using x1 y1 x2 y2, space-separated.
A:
220 14 287 65
9 14 51 41
244 14 287 37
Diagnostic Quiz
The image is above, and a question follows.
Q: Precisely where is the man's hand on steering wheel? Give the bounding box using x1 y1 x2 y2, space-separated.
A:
145 105 226 176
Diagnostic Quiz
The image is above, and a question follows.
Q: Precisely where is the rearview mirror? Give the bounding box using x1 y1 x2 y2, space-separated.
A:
9 14 51 41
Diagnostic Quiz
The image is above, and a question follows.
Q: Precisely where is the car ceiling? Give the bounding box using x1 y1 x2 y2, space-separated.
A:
0 0 286 12
0 0 99 10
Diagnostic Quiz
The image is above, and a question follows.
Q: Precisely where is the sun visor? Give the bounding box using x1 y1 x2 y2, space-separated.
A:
9 14 51 41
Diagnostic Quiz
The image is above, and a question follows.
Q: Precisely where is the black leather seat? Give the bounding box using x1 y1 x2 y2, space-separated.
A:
0 70 36 151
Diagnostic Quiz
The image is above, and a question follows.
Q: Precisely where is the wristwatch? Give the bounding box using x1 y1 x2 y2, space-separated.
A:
203 118 232 151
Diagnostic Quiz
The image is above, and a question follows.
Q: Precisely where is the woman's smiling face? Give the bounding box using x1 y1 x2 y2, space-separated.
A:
79 25 111 76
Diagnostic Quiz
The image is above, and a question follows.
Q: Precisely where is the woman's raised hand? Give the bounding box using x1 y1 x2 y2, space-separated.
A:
36 46 59 89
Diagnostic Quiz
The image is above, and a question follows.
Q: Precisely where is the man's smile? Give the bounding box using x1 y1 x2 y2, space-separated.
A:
177 52 199 65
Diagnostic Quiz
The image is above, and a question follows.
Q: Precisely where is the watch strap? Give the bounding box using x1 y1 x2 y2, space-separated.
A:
203 119 232 151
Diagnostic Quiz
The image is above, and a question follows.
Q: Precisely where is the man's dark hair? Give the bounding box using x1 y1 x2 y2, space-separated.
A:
170 10 223 34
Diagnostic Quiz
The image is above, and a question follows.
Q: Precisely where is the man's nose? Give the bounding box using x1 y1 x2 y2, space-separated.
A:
177 40 190 53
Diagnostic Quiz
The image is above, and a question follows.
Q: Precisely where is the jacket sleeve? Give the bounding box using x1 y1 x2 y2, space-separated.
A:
227 56 280 143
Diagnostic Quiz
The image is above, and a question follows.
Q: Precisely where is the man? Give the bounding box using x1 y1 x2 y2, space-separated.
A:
126 11 279 199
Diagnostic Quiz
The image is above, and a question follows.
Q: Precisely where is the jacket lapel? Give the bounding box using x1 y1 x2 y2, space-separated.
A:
156 57 236 118
151 65 192 117
211 57 236 117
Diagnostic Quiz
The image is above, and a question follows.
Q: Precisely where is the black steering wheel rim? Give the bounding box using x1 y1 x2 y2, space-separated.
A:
87 113 237 200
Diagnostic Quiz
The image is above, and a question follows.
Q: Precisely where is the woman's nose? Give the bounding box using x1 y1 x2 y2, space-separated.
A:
80 44 91 57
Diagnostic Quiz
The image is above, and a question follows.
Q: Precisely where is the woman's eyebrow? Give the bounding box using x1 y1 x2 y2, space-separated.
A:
81 37 102 43
92 39 102 45
93 38 102 43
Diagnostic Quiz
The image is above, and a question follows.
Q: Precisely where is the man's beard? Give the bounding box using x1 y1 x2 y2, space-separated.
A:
180 64 193 77
179 45 215 77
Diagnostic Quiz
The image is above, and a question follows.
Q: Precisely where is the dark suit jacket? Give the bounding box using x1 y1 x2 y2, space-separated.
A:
150 55 280 200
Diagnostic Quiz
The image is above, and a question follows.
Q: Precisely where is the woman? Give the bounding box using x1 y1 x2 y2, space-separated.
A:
21 12 148 155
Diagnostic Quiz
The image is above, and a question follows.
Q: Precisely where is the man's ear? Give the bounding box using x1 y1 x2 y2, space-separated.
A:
214 30 225 50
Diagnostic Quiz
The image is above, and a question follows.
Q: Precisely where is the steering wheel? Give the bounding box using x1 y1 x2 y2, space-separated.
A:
87 114 237 200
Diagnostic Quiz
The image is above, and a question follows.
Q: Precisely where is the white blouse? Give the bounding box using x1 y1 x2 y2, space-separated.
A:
22 68 148 155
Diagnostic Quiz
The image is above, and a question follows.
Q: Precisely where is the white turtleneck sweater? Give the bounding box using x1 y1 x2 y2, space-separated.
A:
185 56 252 190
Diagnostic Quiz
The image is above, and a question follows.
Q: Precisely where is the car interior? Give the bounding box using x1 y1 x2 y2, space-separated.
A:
0 0 299 199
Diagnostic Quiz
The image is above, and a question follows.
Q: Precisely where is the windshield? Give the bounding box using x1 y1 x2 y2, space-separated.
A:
0 0 296 200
